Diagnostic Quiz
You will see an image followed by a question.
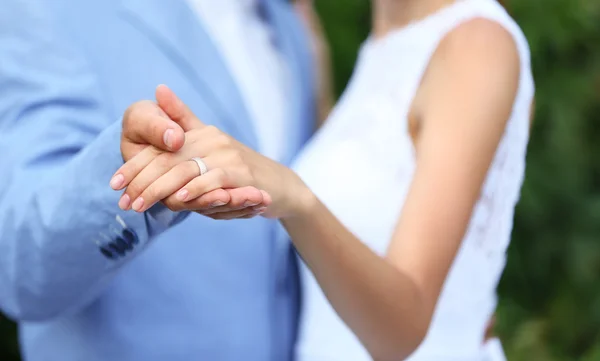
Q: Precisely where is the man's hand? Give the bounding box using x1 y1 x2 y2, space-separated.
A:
120 97 188 164
111 85 189 192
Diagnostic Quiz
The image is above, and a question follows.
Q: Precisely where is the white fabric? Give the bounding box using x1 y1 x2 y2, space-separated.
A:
292 0 534 360
186 0 289 161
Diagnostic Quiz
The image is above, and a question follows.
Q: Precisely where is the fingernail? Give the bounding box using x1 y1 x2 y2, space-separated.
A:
254 206 267 213
163 129 174 149
176 189 189 202
244 201 258 207
210 201 227 208
110 174 124 189
132 197 144 212
119 194 131 210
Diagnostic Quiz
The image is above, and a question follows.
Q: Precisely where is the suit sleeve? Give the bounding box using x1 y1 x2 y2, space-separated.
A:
0 1 188 321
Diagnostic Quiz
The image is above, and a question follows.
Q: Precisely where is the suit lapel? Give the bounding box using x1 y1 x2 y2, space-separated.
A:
120 0 257 148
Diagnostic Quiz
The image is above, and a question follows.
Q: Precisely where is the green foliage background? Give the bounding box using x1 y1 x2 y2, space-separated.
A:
1 1 599 360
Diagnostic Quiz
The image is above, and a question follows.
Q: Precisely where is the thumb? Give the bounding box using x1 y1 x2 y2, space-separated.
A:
155 84 205 132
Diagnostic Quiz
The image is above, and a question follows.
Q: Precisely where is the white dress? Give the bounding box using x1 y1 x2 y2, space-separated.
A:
291 0 535 360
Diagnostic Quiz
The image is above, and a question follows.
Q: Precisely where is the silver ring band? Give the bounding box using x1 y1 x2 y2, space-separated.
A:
190 157 208 176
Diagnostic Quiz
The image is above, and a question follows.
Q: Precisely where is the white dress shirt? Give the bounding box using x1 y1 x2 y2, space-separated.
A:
186 0 289 161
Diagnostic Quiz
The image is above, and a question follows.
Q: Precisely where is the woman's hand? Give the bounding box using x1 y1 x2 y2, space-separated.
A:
111 85 312 219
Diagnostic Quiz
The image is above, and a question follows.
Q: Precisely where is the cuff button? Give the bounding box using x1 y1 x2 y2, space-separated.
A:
122 228 139 245
108 242 126 256
116 237 133 251
99 247 116 260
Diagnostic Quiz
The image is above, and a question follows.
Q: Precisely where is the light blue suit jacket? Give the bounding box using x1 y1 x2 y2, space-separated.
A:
0 1 315 360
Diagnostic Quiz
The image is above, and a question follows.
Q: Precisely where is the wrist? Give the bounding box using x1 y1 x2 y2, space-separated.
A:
254 160 318 219
283 178 319 220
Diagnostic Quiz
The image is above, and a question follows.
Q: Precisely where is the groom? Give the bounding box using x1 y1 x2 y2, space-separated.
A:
0 0 315 360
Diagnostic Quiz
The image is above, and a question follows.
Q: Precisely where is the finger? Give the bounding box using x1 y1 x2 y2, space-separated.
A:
198 187 264 215
111 146 161 191
191 188 232 208
177 163 241 200
123 101 185 152
206 207 266 220
155 84 204 131
135 161 202 212
239 210 266 219
169 193 267 215
162 188 231 213
120 142 149 164
260 190 273 207
124 153 180 211
229 187 264 207
208 186 263 210
161 169 229 212
164 187 264 214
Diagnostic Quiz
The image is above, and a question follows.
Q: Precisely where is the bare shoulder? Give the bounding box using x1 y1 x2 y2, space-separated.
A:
414 17 521 125
444 17 518 50
435 17 520 81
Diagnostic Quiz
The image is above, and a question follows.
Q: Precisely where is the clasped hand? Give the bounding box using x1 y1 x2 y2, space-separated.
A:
111 85 309 220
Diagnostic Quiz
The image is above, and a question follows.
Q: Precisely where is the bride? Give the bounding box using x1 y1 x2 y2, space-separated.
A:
112 0 534 359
